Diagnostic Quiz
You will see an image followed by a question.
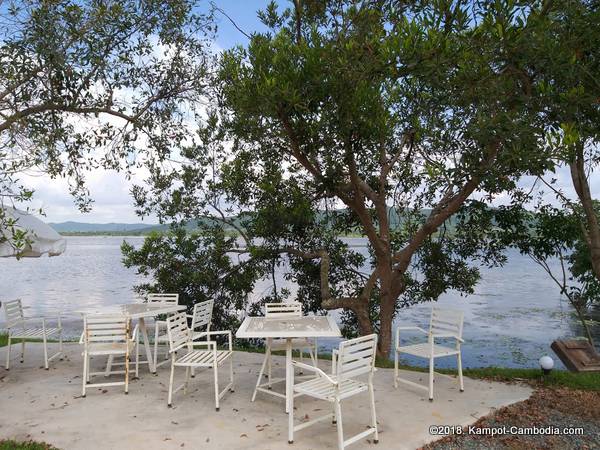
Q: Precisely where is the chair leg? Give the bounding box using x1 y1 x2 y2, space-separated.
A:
267 346 272 389
82 352 88 397
124 353 129 394
86 355 91 383
394 350 398 389
105 355 114 377
332 401 337 424
42 333 49 370
213 360 220 411
167 356 175 407
229 354 234 392
184 366 190 395
334 398 344 450
308 348 316 367
252 352 269 402
20 340 25 363
135 337 139 378
428 355 434 401
5 335 11 370
288 383 294 444
369 381 379 443
153 323 159 374
457 352 464 392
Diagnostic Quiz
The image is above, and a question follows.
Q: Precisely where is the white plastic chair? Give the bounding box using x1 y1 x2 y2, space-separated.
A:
147 293 179 370
3 299 63 370
81 314 137 397
166 311 234 410
394 307 464 401
252 302 317 402
288 334 379 450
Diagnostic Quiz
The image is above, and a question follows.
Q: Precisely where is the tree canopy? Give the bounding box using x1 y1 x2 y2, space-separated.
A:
127 0 600 356
0 0 212 253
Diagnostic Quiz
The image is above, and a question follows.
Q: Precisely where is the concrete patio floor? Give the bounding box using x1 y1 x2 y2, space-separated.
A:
0 343 532 450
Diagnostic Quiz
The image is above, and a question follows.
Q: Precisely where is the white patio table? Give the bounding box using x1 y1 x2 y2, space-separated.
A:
236 315 341 413
79 303 185 374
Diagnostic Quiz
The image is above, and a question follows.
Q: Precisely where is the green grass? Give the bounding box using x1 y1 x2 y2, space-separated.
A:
0 440 57 450
235 345 600 391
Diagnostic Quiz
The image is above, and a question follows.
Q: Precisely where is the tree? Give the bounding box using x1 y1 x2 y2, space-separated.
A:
498 204 598 348
121 227 259 334
498 0 600 348
133 0 571 357
0 0 212 252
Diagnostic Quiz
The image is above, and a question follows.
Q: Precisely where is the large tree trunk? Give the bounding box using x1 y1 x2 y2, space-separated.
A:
377 293 396 359
569 146 599 349
570 147 600 279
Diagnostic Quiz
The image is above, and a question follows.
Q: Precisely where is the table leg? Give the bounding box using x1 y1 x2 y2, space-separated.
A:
139 317 155 373
285 337 292 414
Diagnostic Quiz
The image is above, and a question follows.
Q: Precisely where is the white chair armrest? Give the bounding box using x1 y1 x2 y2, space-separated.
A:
432 333 464 343
20 317 46 324
193 330 233 350
396 326 428 349
396 326 428 333
191 340 217 349
171 340 216 353
292 360 337 385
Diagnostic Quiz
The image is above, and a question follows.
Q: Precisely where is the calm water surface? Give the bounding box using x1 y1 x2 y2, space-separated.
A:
1 236 598 369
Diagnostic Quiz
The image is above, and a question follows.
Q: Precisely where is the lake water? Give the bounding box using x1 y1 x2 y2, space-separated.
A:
1 236 598 369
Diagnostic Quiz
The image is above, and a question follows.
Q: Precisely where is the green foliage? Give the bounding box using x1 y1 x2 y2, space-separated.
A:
132 0 600 354
489 200 600 346
0 0 212 248
121 228 259 334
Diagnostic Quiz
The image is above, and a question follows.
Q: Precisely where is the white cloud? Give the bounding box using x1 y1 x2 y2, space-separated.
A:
16 167 157 224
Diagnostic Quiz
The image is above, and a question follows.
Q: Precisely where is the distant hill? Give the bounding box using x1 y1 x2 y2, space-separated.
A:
49 208 464 236
50 221 158 233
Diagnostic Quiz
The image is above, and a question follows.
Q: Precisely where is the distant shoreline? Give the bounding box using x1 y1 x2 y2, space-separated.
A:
58 231 368 238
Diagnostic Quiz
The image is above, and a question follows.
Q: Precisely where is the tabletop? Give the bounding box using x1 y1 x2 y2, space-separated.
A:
236 315 341 339
77 303 185 319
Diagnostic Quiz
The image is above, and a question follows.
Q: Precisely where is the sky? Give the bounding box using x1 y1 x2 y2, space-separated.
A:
16 0 273 224
15 1 600 224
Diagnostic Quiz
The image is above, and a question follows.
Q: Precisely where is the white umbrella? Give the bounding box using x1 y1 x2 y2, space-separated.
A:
0 207 66 257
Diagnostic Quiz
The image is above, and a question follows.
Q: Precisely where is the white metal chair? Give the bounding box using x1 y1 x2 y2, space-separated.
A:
187 300 214 377
288 334 379 450
147 293 179 370
81 314 137 397
166 311 234 410
3 299 63 370
252 302 318 402
394 307 464 401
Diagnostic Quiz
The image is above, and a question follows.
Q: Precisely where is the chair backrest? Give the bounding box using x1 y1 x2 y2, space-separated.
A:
147 293 179 304
166 311 190 353
336 334 377 381
82 314 130 348
265 302 302 318
429 307 464 339
191 300 213 332
3 299 24 327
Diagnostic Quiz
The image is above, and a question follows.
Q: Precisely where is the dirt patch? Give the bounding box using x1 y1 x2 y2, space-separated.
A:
422 388 600 450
